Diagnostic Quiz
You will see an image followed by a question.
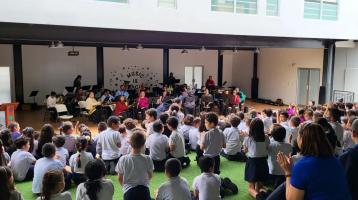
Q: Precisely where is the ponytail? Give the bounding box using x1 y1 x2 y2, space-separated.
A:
75 137 88 168
84 160 106 200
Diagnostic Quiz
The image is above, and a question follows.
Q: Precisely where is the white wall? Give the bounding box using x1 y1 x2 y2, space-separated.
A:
1 0 358 40
258 48 324 104
22 45 97 104
0 44 15 102
169 49 218 87
104 48 163 90
231 51 254 98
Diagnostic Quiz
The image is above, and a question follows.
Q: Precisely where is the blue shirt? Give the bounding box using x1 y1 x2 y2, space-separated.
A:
115 90 129 99
11 132 21 141
339 144 358 200
291 156 351 200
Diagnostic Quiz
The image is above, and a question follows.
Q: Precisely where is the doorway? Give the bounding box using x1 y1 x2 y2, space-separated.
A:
297 68 320 105
184 66 203 89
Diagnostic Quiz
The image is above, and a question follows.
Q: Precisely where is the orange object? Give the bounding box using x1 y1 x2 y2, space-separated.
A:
0 103 19 126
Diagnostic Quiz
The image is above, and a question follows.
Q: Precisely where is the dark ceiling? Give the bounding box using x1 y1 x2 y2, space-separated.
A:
0 22 330 49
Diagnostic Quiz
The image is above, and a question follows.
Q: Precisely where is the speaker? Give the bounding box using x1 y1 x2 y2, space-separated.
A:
318 86 326 105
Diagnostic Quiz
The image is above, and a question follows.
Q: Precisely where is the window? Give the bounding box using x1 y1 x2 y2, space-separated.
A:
266 0 279 16
97 0 129 3
304 0 338 20
185 66 203 89
236 0 257 14
211 0 235 12
158 0 177 9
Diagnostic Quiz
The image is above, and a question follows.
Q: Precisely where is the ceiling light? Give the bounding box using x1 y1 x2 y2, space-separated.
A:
200 46 206 52
49 41 56 48
233 47 239 53
136 44 144 50
181 49 188 54
56 41 64 48
255 48 260 54
123 45 129 51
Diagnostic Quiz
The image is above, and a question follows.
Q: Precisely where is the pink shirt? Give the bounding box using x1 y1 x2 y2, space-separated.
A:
138 97 149 109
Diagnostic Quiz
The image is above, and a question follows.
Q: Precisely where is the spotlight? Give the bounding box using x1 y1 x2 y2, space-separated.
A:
181 49 188 54
136 44 144 50
200 46 206 52
49 41 56 48
56 41 64 48
233 47 239 53
123 45 129 51
255 48 260 54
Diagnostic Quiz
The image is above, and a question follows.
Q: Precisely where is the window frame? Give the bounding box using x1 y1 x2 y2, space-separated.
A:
304 0 338 21
210 0 258 15
158 0 178 9
266 0 279 16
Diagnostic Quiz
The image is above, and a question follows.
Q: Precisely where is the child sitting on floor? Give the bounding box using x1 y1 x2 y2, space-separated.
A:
116 129 154 200
69 137 94 185
52 136 69 166
76 159 114 200
156 158 191 200
146 121 169 172
37 170 71 200
221 114 246 161
10 137 36 181
189 117 201 151
192 156 221 200
168 117 190 168
0 166 24 200
62 121 77 156
200 112 226 174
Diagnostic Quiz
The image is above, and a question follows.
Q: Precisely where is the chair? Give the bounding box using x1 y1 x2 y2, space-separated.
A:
78 101 90 121
54 104 74 121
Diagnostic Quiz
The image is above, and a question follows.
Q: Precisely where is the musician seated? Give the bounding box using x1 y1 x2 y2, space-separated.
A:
200 88 214 110
230 91 241 112
100 89 115 104
113 95 129 118
85 91 103 123
156 90 172 106
115 85 129 99
205 75 216 90
234 88 246 111
75 88 86 101
221 90 232 115
46 91 59 121
136 90 150 120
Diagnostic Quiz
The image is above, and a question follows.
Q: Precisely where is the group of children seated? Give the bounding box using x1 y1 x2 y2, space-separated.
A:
1 98 358 200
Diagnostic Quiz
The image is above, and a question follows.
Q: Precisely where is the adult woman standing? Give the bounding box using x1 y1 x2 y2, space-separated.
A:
73 75 82 89
277 123 351 200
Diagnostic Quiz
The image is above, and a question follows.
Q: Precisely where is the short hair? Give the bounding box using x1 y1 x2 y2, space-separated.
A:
52 136 65 148
167 116 179 129
165 158 182 177
50 91 56 96
199 156 214 173
263 109 273 117
271 124 286 142
42 143 56 157
123 118 136 130
97 122 107 132
153 121 163 133
61 121 73 133
346 103 354 110
118 125 126 134
183 115 194 126
352 118 358 135
279 110 289 119
129 129 146 150
107 116 120 127
7 121 19 131
159 113 169 124
205 112 219 126
229 114 241 127
238 112 245 120
328 108 341 121
305 109 314 117
193 117 201 125
313 111 323 120
290 116 301 127
14 137 29 149
145 108 157 120
298 123 333 157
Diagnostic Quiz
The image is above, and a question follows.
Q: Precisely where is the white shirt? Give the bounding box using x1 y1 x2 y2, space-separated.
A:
56 147 69 166
76 179 114 200
223 127 242 155
290 127 299 145
243 136 269 158
37 192 71 200
69 151 94 174
46 96 57 108
202 128 226 157
146 132 168 161
180 125 192 141
119 134 131 156
32 157 64 193
32 140 38 156
267 140 292 175
96 128 121 160
189 128 199 150
238 121 248 132
10 149 37 181
157 176 191 200
192 173 221 200
342 130 355 150
330 121 344 144
280 121 292 143
263 117 273 133
115 154 154 193
169 130 185 158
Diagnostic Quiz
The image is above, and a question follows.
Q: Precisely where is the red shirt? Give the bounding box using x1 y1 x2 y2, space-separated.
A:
205 79 215 87
114 102 128 116
230 95 240 105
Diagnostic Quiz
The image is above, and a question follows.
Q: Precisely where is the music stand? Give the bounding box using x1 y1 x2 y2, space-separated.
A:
175 79 180 84
65 87 75 93
29 91 39 110
82 85 91 91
